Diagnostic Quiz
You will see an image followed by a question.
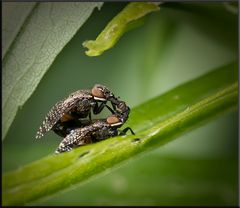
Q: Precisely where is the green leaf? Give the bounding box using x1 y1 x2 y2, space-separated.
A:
2 2 37 58
2 2 103 140
82 2 160 56
2 62 238 205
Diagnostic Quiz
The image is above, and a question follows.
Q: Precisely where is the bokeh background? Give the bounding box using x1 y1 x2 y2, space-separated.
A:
2 2 238 206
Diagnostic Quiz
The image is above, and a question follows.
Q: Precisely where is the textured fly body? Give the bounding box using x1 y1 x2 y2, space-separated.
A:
36 84 135 153
36 85 115 139
55 114 134 154
55 120 116 153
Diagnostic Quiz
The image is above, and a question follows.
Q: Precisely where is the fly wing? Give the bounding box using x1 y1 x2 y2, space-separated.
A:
36 90 91 139
55 128 92 153
54 120 109 153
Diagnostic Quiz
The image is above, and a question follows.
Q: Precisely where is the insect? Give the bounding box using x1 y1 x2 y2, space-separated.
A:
53 97 133 138
35 84 135 153
55 114 135 154
109 98 131 124
35 84 116 139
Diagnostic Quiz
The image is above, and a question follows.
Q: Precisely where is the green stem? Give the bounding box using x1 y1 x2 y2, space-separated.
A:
2 62 238 205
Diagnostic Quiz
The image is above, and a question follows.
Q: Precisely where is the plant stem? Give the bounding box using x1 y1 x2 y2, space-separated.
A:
2 62 238 205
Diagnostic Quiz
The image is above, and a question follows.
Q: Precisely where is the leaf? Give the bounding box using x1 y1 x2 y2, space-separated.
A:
82 2 160 56
2 62 238 205
2 2 37 58
2 2 103 140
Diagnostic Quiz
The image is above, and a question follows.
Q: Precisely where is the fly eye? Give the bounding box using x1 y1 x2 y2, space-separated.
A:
92 86 106 101
107 115 122 126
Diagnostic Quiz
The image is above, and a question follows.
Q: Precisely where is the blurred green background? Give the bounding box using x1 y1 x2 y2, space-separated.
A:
2 2 238 206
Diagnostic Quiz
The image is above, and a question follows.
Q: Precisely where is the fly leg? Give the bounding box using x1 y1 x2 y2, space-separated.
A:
118 127 135 136
92 101 115 115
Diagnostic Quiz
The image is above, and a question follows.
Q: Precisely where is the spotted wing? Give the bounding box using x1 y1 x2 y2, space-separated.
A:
55 128 92 153
36 94 83 139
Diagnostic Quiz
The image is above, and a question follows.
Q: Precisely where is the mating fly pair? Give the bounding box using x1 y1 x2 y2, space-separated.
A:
36 84 134 153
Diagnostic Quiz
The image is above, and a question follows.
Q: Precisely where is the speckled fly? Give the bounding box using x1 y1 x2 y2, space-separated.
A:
36 84 134 153
55 115 134 154
36 84 116 139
